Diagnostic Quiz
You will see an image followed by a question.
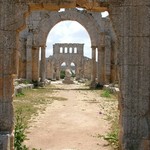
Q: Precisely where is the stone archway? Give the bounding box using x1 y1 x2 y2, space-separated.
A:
32 8 101 47
0 1 150 150
18 8 100 81
19 8 116 85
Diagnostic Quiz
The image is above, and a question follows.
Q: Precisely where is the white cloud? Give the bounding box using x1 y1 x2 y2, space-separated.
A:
46 21 91 58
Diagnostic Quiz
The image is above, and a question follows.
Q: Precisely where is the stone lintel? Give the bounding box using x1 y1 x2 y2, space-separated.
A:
28 0 108 12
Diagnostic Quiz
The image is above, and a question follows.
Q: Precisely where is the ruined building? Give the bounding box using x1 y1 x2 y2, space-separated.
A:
0 0 150 149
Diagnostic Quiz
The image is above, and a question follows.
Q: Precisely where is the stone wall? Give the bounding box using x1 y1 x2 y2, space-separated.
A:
46 43 85 80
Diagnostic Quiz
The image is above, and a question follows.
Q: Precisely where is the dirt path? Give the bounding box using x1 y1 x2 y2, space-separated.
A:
25 81 114 150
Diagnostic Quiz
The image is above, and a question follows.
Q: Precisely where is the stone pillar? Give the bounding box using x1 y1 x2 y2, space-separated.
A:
0 1 16 149
26 33 33 81
40 46 46 82
32 47 39 82
56 67 60 80
97 46 105 85
104 35 111 84
91 46 97 83
18 56 25 79
51 62 54 80
109 0 150 149
15 50 20 79
110 42 118 83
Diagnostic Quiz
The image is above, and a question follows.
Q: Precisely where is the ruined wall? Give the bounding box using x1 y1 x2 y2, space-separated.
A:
46 43 85 80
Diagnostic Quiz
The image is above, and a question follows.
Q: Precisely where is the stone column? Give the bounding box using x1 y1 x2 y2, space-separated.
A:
109 0 150 149
51 62 54 80
26 33 33 81
91 46 97 83
0 1 16 149
97 45 105 85
32 47 39 82
40 46 46 82
110 42 118 83
56 67 60 80
104 35 111 84
18 56 25 79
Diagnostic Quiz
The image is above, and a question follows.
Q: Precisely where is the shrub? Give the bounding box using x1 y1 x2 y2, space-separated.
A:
103 128 119 149
60 70 65 79
14 109 28 150
16 92 25 97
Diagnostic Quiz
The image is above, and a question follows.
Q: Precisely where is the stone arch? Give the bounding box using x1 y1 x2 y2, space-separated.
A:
33 8 102 47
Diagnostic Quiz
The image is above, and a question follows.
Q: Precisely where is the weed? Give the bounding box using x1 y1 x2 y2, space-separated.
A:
23 80 31 84
14 85 54 125
16 92 25 97
98 89 119 149
101 89 111 98
103 128 119 149
14 109 28 150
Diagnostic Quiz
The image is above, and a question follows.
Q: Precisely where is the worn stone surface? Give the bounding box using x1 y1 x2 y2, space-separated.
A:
0 0 149 149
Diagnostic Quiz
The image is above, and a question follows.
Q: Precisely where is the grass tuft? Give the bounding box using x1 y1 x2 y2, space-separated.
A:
101 89 112 98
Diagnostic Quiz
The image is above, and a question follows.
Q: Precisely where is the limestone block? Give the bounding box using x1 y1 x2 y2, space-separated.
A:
14 84 34 95
0 134 11 150
0 102 14 132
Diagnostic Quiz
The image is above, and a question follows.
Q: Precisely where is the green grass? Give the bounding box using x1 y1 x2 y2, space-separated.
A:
103 115 119 149
14 85 55 124
101 89 112 98
14 84 68 125
98 89 119 149
16 92 25 97
103 110 119 149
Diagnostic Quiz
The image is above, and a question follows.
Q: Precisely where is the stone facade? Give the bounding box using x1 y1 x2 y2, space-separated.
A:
0 0 149 150
46 43 93 80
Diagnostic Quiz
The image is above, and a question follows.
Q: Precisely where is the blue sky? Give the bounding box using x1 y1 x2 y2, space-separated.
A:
45 11 109 59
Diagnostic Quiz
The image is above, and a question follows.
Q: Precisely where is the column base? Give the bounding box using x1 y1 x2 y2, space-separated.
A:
90 81 96 88
0 133 13 150
121 139 150 150
90 81 104 89
32 80 39 87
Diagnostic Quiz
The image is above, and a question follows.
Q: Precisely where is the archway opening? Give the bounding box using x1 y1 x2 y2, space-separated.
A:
60 62 67 79
70 62 76 77
45 20 92 81
46 20 91 59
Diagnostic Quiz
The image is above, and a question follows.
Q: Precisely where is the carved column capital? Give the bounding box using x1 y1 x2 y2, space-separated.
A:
41 45 47 49
91 45 97 50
